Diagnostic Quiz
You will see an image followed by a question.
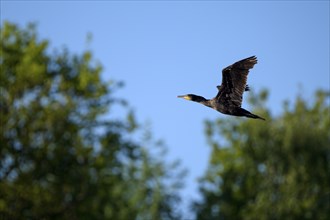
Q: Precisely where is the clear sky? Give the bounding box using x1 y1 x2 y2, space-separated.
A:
1 1 329 218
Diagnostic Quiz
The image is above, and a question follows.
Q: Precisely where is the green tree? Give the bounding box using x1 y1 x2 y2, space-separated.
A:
193 90 330 220
0 22 185 220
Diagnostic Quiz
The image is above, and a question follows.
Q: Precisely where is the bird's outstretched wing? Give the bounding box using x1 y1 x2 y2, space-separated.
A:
215 56 257 107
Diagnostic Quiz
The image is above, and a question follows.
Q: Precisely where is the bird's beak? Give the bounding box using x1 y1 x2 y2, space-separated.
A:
177 95 191 100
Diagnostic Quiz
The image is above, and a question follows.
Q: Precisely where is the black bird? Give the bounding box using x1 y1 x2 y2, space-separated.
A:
178 56 265 120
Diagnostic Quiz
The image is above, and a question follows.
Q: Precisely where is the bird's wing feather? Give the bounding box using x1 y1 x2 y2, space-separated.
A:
216 56 257 107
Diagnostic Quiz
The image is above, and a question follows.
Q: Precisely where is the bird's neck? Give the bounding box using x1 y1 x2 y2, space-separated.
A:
201 99 212 108
192 95 211 107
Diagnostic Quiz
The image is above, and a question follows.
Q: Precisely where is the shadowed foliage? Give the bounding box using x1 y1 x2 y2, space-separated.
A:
193 89 330 220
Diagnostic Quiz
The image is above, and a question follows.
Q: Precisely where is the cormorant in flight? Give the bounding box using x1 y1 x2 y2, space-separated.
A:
178 56 265 120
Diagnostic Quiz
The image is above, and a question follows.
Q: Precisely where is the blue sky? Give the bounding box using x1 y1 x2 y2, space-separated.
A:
1 1 329 217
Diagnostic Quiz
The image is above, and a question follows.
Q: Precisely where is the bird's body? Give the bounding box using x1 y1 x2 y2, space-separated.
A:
178 56 265 120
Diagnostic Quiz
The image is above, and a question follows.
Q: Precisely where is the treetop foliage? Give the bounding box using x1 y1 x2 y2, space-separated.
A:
0 21 185 220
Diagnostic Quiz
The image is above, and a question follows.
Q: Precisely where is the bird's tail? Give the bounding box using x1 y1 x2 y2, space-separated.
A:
238 108 265 120
246 112 266 120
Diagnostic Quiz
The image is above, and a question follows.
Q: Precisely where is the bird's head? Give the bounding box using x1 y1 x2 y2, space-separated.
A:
177 94 207 103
